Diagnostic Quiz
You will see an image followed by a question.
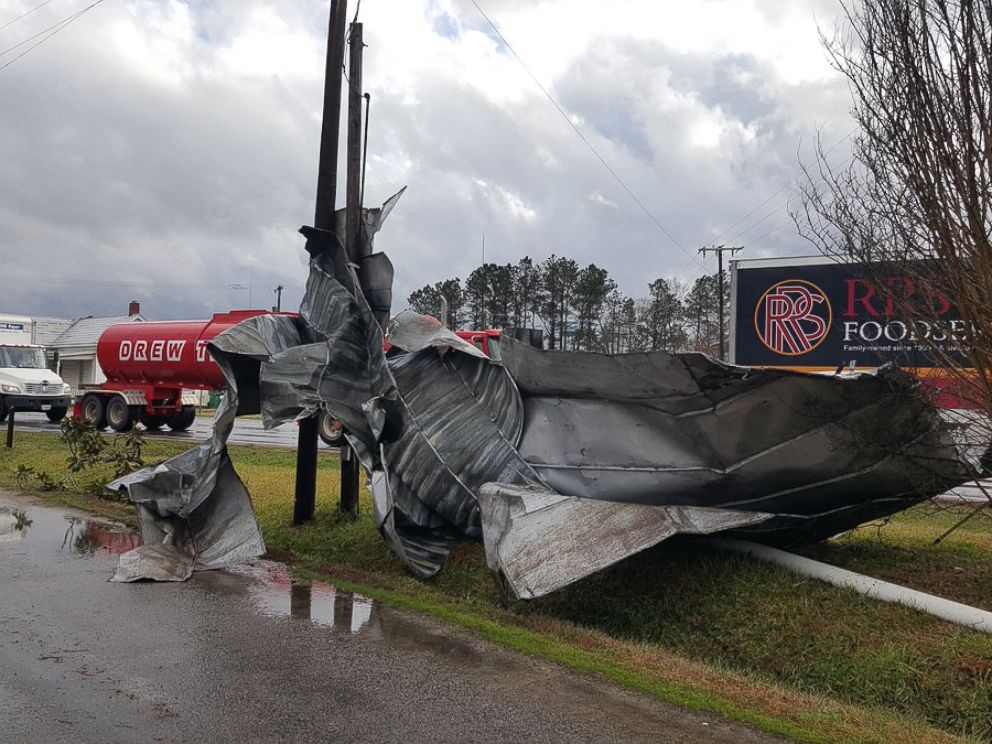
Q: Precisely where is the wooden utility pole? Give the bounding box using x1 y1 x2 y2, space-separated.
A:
697 244 743 359
339 20 364 514
273 284 284 312
294 0 348 526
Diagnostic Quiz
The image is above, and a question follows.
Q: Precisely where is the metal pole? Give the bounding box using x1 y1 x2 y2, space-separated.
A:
6 409 14 449
717 250 725 358
339 20 364 514
294 0 348 527
698 244 743 360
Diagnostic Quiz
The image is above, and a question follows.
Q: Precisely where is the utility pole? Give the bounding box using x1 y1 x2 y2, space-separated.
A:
697 244 743 359
273 284 284 312
339 18 364 514
294 0 348 527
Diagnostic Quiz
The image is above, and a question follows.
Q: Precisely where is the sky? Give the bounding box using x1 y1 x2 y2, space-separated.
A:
0 0 856 321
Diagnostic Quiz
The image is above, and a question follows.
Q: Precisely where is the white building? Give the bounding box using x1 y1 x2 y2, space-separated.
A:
52 301 146 395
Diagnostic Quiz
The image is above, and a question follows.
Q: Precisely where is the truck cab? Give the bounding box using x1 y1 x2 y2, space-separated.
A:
0 345 71 422
0 316 71 422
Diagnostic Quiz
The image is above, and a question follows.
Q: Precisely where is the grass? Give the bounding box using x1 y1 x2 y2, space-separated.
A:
2 431 991 743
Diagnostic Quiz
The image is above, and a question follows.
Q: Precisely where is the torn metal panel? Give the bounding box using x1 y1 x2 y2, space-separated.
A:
109 188 986 599
505 341 969 502
372 345 545 577
478 484 773 599
110 195 403 581
112 543 194 583
108 323 268 581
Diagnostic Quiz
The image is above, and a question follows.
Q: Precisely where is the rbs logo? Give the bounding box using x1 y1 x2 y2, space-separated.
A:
755 280 832 356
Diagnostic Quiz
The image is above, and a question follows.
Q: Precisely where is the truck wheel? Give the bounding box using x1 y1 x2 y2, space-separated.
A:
318 411 345 446
45 407 67 423
106 396 134 432
167 405 196 432
0 397 7 423
140 414 167 430
81 395 107 429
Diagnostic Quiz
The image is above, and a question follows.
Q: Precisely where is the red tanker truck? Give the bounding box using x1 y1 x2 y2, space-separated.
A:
75 310 504 443
74 310 293 433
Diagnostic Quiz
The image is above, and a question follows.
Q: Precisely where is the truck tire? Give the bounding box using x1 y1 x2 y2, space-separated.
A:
45 406 67 423
167 405 196 432
81 395 107 429
0 397 7 423
318 411 345 446
106 396 134 432
140 414 167 430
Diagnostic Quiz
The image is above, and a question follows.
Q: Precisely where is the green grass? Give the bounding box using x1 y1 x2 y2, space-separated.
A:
2 431 991 744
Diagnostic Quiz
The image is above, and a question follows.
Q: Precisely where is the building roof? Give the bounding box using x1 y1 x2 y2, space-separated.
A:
52 314 145 350
31 316 77 346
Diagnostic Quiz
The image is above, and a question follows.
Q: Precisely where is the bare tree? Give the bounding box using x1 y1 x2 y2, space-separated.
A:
796 0 992 513
797 0 992 412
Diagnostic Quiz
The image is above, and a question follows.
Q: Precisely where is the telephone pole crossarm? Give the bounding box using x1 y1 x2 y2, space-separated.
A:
697 244 743 360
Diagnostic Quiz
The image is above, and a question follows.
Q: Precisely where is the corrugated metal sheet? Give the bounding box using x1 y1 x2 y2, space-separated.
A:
104 192 987 598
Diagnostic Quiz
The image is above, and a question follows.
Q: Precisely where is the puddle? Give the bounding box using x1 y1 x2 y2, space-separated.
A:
61 517 143 556
0 505 32 543
224 560 377 634
5 500 484 666
0 502 142 556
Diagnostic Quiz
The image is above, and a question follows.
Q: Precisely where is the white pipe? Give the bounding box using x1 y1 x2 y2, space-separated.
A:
706 538 992 634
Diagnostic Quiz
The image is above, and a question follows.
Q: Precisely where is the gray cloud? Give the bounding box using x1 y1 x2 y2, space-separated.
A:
0 0 852 324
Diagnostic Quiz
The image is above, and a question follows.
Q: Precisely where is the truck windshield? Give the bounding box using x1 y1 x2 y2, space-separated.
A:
0 347 47 369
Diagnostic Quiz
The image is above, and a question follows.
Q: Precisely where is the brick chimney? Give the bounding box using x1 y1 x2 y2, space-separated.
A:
128 300 141 317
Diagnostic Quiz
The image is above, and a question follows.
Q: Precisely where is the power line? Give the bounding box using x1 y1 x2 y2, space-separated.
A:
0 0 95 56
468 0 702 268
721 151 857 247
708 128 857 246
0 0 59 32
0 0 107 73
3 274 300 290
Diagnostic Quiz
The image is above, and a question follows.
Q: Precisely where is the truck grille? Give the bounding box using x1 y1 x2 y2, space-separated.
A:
23 382 58 395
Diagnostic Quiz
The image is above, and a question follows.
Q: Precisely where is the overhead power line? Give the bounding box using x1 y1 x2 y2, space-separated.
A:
468 0 702 269
709 128 857 246
0 0 59 32
0 0 107 73
4 274 300 291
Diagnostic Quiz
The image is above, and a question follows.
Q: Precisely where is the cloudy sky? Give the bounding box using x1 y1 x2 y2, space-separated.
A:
0 0 855 321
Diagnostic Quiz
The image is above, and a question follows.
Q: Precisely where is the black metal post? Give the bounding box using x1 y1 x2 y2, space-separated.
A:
717 250 725 357
6 409 14 449
339 20 364 514
294 0 348 526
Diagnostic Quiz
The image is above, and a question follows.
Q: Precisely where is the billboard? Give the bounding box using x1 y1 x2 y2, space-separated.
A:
731 256 969 370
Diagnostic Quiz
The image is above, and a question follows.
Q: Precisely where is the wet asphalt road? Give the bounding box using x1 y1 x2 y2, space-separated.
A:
10 411 329 450
0 491 787 744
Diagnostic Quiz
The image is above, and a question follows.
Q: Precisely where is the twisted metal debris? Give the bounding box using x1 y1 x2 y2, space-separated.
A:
110 200 985 598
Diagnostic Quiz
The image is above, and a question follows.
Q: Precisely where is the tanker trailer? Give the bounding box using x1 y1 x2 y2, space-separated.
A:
74 310 289 433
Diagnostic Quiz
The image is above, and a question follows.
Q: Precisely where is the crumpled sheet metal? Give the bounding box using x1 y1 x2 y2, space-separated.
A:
109 332 267 581
371 343 545 576
478 484 774 600
110 193 402 581
108 187 983 597
501 342 967 546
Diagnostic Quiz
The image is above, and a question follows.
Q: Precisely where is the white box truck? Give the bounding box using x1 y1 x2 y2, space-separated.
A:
0 314 71 422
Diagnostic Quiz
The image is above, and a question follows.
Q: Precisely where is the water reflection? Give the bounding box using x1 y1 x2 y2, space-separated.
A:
238 561 376 634
0 505 32 543
61 516 142 556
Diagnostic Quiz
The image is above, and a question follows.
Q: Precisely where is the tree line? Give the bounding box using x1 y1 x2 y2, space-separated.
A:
407 255 729 355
